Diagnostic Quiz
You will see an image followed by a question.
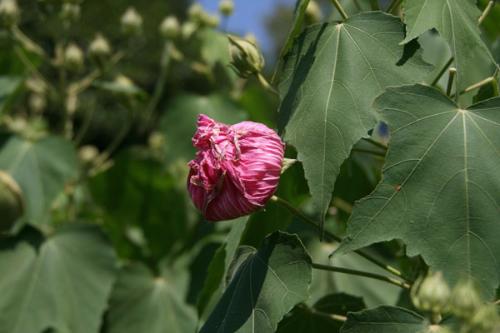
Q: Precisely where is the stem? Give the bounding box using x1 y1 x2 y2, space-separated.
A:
431 57 454 86
331 0 349 20
143 42 172 130
386 0 402 14
446 67 457 97
312 263 411 289
270 195 412 282
11 26 46 57
298 305 347 322
451 76 496 98
257 73 279 95
13 46 53 90
478 0 495 25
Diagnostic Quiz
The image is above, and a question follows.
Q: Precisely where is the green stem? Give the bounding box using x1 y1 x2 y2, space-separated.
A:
143 42 172 130
312 263 411 289
386 0 402 13
11 26 46 57
451 76 497 98
331 0 349 20
298 304 347 322
431 57 454 86
446 67 457 97
478 0 495 25
257 73 279 95
270 195 412 282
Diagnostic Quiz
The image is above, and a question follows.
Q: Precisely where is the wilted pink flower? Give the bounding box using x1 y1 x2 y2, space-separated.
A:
188 114 285 221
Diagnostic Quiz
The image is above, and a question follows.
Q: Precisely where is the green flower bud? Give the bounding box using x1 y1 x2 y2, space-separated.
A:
468 304 499 333
148 132 165 151
60 3 80 22
0 171 23 233
89 33 111 64
64 43 84 72
305 0 322 24
159 16 180 39
201 13 220 28
188 3 204 22
181 21 197 39
29 93 46 114
228 35 265 78
411 272 450 314
0 0 19 27
426 325 452 333
450 280 482 319
219 0 234 16
121 7 142 36
78 145 99 165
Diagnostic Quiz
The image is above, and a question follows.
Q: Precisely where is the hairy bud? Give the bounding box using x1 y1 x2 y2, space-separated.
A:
305 0 322 24
228 35 265 78
449 280 482 319
188 3 204 22
0 0 19 27
60 3 80 22
0 171 23 233
411 272 450 314
159 16 180 39
64 43 84 72
78 145 99 165
219 0 234 16
121 7 142 36
181 21 197 39
89 33 111 65
201 13 220 28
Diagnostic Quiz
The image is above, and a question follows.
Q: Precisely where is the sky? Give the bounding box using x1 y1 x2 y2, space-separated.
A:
198 0 296 53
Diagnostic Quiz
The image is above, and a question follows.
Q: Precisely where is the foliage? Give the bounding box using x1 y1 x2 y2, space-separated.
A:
0 0 498 333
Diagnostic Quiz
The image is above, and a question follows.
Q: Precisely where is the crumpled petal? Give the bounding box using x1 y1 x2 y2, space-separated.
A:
187 114 285 221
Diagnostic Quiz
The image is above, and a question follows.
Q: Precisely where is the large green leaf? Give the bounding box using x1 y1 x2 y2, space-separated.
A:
160 94 246 164
401 0 498 91
340 306 429 332
200 232 312 333
106 263 197 333
278 12 431 221
340 84 500 298
0 76 22 114
0 136 78 225
0 225 117 333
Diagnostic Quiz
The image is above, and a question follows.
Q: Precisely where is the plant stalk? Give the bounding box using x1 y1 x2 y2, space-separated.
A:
312 263 411 289
478 1 495 25
331 0 349 20
451 76 496 98
446 67 457 97
270 195 412 282
431 57 454 86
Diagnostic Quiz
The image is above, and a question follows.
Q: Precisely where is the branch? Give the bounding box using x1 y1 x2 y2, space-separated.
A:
331 0 349 20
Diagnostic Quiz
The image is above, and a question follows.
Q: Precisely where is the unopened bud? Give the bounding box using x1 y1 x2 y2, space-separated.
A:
64 43 84 71
60 3 80 22
228 35 265 78
411 272 450 314
219 0 234 16
29 93 46 114
0 0 19 27
244 33 258 46
188 3 204 22
469 304 499 333
159 16 180 39
0 171 23 233
78 145 99 164
426 325 452 333
449 280 482 319
305 0 322 24
181 21 197 39
148 132 165 151
201 13 220 28
89 33 111 59
121 7 142 36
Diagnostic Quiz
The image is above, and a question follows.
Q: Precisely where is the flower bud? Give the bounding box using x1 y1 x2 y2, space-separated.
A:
159 16 180 39
121 7 142 36
469 304 499 333
188 3 204 22
29 93 46 114
187 114 284 221
305 0 322 24
60 3 80 22
219 0 234 16
449 279 482 319
148 132 165 151
411 272 450 314
89 33 111 60
0 171 23 233
78 145 99 165
0 0 19 27
228 35 265 78
201 13 220 28
181 21 197 39
64 43 84 72
426 325 452 333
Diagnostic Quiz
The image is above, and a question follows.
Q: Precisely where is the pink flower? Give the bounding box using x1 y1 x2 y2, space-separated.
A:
187 114 285 221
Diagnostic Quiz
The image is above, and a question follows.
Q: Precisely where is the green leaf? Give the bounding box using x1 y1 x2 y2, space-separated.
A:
0 136 78 225
277 293 365 333
200 232 312 333
401 0 498 91
0 76 22 114
0 224 117 333
340 306 429 332
160 94 246 164
278 12 431 221
340 84 500 298
106 263 197 333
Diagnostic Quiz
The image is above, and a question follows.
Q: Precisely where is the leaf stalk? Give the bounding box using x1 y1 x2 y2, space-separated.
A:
331 0 349 20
